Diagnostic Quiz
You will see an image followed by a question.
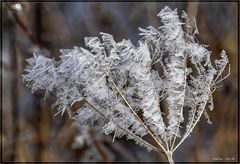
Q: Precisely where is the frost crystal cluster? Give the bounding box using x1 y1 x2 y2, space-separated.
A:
22 6 230 163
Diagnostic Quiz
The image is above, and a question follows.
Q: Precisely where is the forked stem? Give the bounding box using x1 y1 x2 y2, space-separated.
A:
110 78 167 153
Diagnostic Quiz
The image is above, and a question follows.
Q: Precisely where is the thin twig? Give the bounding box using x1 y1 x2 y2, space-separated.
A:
173 95 209 152
170 56 187 152
110 78 167 153
211 64 230 87
84 100 164 154
212 64 231 86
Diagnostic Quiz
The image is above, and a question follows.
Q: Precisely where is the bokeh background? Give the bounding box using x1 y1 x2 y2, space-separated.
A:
1 1 238 162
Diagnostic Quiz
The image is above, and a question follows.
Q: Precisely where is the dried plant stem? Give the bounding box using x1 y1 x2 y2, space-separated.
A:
166 151 174 164
170 58 187 152
212 64 231 87
173 97 208 152
110 79 167 153
84 100 164 154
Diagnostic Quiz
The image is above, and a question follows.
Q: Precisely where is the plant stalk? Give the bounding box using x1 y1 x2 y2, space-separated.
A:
166 151 174 164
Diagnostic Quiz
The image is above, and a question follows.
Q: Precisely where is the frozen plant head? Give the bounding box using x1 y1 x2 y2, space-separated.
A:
22 6 230 163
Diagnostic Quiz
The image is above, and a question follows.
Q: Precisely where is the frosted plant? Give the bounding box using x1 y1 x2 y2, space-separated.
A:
22 6 230 163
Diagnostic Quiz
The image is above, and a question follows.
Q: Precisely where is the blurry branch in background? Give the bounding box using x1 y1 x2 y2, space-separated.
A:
4 2 40 46
3 2 27 161
9 25 20 162
4 2 52 56
3 2 47 161
88 128 110 162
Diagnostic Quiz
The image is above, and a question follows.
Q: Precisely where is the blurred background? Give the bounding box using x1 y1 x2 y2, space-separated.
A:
1 1 238 162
